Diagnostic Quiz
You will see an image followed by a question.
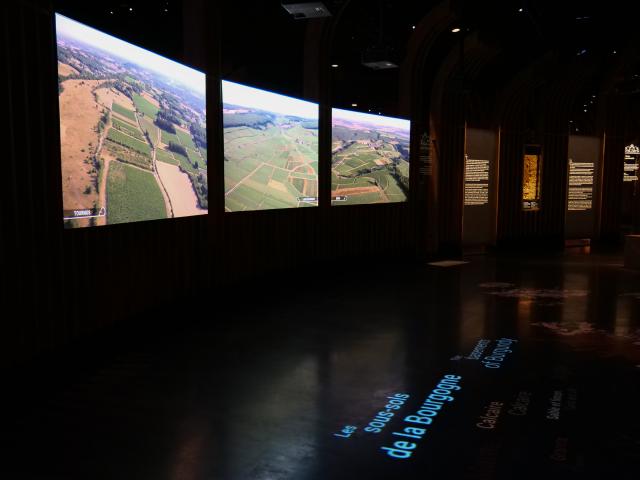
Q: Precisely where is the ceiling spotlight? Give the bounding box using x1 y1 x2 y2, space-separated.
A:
129 7 133 11
331 64 339 68
411 25 416 30
518 8 524 12
451 27 461 33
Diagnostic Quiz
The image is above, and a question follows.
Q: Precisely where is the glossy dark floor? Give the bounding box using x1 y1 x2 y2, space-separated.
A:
5 251 640 479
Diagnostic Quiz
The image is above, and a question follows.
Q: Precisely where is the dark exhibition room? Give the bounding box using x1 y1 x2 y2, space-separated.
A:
3 0 640 478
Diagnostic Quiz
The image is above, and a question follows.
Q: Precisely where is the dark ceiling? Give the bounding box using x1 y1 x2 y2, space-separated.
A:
53 0 640 119
53 0 185 61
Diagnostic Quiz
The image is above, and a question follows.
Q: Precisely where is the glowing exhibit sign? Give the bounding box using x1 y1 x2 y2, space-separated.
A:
566 135 600 239
419 132 432 177
624 144 639 182
464 155 490 206
463 128 496 246
567 159 594 211
522 145 542 210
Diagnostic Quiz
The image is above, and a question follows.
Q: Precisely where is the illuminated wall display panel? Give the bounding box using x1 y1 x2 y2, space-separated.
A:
331 108 410 205
522 145 542 211
621 143 640 230
565 136 601 239
464 156 489 206
222 81 319 211
418 132 433 177
463 128 497 246
567 158 594 212
56 14 207 228
623 144 639 182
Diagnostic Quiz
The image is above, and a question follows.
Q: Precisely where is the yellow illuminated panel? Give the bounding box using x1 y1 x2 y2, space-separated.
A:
522 148 542 210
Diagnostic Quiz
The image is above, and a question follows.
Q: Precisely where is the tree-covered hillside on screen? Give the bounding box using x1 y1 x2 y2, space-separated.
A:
331 108 410 205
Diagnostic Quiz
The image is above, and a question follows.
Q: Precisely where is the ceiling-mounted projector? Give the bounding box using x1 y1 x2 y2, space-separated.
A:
362 47 399 70
281 2 332 19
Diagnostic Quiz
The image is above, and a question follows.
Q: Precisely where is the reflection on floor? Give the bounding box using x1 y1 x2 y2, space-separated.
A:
4 252 640 479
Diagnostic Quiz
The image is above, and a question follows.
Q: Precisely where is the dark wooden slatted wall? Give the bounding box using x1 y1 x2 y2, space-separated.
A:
2 2 209 365
494 57 584 248
600 95 636 240
435 84 466 253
